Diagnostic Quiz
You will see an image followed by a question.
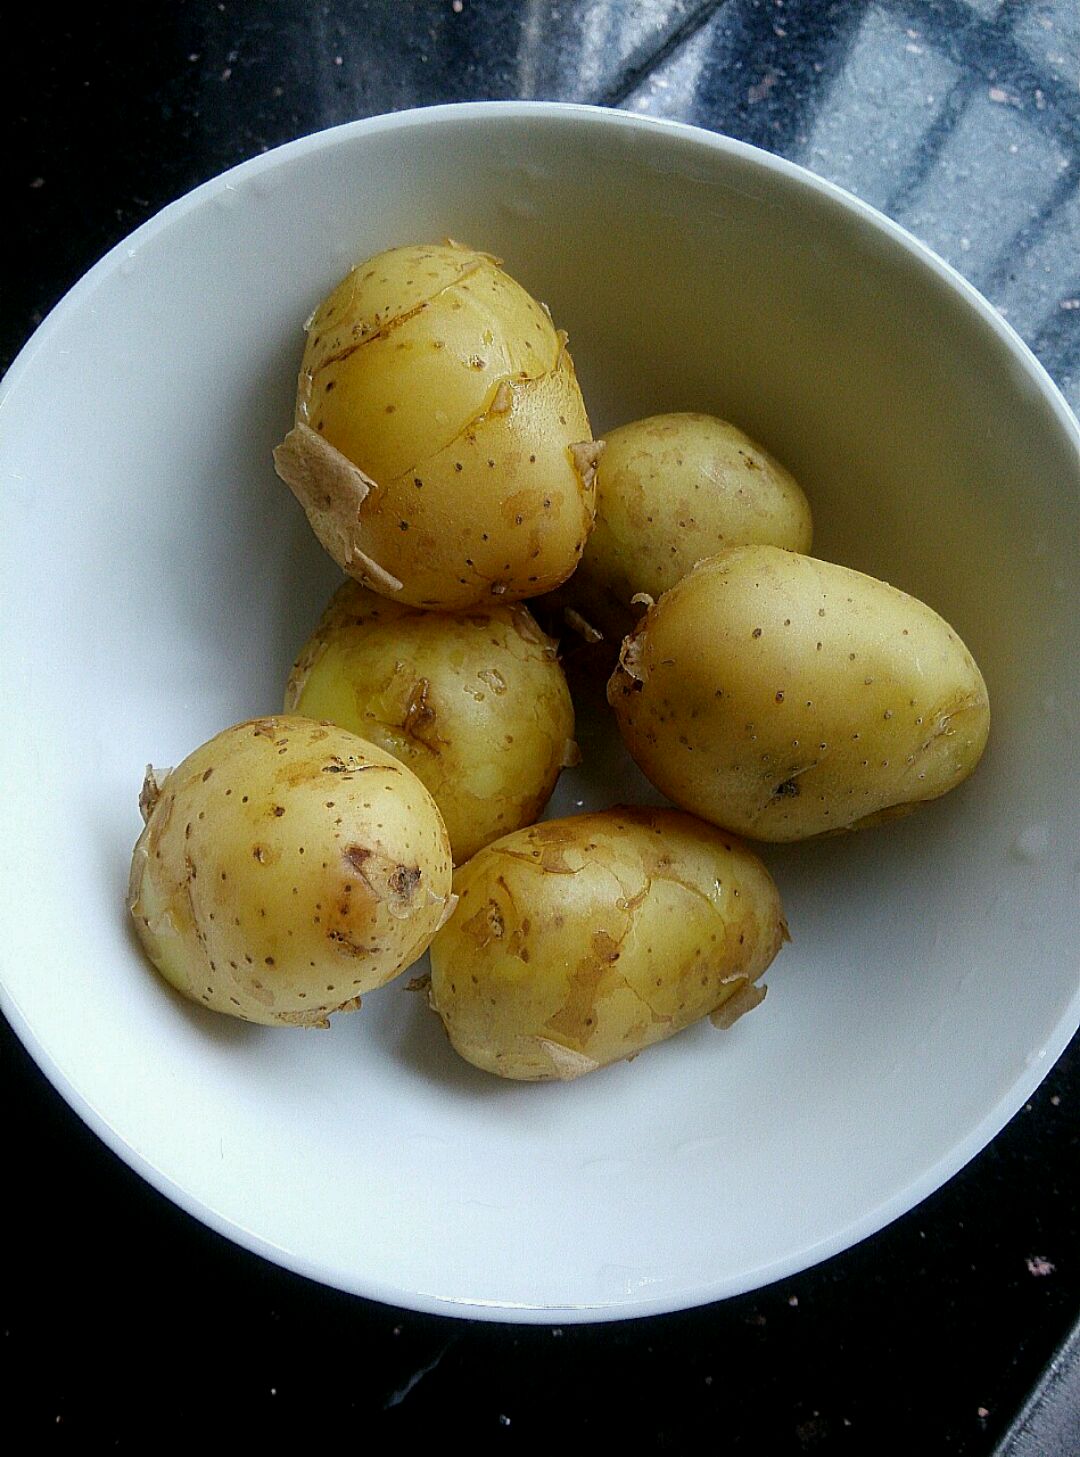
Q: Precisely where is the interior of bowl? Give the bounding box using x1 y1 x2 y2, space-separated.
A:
1 102 1077 1320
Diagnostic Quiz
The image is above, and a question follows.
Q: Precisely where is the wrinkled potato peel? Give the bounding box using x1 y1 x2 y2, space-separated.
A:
429 808 788 1081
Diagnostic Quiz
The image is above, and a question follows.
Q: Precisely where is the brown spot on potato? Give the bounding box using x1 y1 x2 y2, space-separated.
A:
389 864 421 900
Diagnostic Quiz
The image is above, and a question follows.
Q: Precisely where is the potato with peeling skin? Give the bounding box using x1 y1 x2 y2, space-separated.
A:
608 546 990 842
284 580 577 864
561 412 813 642
128 716 454 1026
428 808 787 1081
273 241 599 610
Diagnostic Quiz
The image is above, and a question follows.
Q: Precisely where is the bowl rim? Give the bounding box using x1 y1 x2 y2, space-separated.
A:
2 100 1078 1323
5 100 1078 446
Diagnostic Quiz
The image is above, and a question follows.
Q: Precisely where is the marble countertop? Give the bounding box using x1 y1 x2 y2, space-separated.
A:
6 4 1078 1452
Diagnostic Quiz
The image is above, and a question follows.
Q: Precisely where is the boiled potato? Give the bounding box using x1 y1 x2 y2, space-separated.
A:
273 240 600 610
284 580 577 863
128 716 454 1026
608 546 990 841
555 412 812 641
428 808 787 1080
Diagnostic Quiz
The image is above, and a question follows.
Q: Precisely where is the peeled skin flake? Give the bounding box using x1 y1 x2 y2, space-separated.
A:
274 241 600 610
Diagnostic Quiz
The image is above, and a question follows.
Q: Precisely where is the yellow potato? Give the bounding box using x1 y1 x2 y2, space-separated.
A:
273 241 599 610
285 581 576 863
128 716 454 1026
555 412 812 641
608 546 990 841
428 808 787 1080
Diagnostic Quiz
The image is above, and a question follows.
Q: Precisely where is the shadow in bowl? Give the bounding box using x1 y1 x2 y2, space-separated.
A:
213 328 345 707
120 912 273 1049
386 976 534 1099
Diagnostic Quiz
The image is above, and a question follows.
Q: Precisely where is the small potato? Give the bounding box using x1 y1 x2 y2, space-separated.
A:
284 581 577 863
428 808 787 1080
608 546 990 842
128 716 453 1026
273 240 600 610
556 412 812 641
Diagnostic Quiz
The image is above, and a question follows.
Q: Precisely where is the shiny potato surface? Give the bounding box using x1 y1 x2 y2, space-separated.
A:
273 241 599 609
285 581 576 863
429 807 787 1080
608 547 990 841
565 412 812 641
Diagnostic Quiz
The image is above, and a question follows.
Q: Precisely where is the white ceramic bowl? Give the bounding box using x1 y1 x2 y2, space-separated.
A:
2 102 1077 1322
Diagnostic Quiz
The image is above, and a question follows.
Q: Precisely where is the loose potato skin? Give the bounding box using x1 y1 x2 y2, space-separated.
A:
284 581 576 863
557 412 812 642
273 241 599 610
128 716 454 1026
608 546 990 842
428 808 787 1080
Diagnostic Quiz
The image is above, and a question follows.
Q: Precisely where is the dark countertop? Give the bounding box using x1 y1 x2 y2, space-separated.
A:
5 3 1078 1451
